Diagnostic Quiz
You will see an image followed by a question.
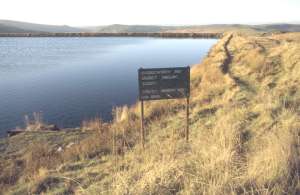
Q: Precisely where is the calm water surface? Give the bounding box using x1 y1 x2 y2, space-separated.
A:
0 37 217 136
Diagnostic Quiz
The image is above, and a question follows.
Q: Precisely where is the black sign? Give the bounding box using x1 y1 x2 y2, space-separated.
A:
138 67 190 101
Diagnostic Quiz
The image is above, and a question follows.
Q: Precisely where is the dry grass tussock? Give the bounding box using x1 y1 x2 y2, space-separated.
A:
24 112 44 131
1 32 300 194
21 112 59 131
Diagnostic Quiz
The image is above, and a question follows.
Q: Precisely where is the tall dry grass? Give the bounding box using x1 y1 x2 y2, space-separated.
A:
84 33 300 194
2 33 300 194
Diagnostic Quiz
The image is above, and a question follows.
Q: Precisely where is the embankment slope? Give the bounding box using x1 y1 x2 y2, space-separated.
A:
1 33 300 194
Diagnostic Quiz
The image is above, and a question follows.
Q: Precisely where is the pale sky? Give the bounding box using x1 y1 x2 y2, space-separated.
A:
0 0 299 26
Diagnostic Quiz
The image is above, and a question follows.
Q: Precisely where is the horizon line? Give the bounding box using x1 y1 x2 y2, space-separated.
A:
0 19 300 28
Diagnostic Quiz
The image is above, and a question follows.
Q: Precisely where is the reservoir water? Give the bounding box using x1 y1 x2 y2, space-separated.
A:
0 37 217 136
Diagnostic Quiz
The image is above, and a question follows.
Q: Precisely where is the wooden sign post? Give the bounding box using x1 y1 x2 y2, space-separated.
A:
186 97 189 142
138 67 190 147
140 100 145 148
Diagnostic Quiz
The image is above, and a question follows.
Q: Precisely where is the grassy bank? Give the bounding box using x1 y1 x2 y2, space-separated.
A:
1 32 299 194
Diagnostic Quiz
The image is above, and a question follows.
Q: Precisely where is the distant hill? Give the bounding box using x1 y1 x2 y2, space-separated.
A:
164 24 258 33
164 24 300 34
0 20 299 34
92 24 256 33
0 23 37 33
254 24 300 32
94 24 179 33
93 24 300 33
0 20 84 33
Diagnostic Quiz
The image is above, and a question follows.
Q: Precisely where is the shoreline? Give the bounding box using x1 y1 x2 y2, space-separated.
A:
0 32 222 38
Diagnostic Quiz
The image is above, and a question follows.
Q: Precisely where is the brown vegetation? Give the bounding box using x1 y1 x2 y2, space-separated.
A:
0 32 299 194
24 112 59 132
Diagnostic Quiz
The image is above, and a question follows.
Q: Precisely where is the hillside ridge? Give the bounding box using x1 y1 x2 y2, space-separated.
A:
1 19 300 33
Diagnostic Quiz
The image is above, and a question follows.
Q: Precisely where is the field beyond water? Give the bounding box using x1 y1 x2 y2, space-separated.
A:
0 32 300 194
